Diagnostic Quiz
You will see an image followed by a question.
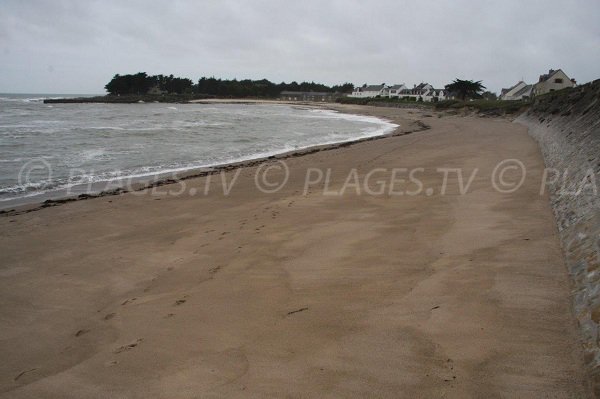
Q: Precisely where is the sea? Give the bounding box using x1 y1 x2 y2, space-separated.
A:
0 93 398 208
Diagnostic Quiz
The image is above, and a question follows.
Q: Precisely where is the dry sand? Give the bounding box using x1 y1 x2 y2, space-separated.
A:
0 105 590 398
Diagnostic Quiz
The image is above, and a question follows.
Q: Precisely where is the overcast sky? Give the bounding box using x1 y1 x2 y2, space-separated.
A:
1 0 599 94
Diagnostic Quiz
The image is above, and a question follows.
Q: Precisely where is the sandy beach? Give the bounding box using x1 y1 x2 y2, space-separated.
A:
0 105 589 398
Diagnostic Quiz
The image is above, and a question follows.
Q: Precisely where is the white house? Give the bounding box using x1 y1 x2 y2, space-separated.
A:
385 84 408 98
350 84 386 98
533 69 576 96
349 82 447 101
500 81 533 101
398 83 448 102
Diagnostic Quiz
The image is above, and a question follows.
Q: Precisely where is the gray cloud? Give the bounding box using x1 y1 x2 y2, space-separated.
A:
1 0 599 94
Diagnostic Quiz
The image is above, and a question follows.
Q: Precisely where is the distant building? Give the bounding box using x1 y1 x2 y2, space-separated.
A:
533 69 576 96
384 84 408 97
499 81 533 101
398 83 448 102
279 91 340 102
349 82 446 101
349 84 386 98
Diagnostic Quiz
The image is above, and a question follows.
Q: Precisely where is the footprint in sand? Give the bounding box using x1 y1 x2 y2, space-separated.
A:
75 329 90 337
14 368 37 382
113 338 143 354
104 313 116 320
218 232 230 240
175 295 188 305
121 297 137 305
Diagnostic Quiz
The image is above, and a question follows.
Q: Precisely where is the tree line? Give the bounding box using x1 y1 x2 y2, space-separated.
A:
104 73 354 97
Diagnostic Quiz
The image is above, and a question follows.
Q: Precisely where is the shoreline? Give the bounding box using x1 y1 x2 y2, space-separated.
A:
0 103 426 215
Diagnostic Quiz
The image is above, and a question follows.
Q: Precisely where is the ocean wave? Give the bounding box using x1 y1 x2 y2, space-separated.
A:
83 122 232 132
0 180 57 195
87 126 126 131
305 108 397 126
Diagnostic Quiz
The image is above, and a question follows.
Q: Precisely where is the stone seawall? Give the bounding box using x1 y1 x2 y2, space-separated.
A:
517 80 600 395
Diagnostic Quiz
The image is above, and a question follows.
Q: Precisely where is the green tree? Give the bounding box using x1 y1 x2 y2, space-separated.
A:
331 83 354 93
104 72 155 95
445 79 486 100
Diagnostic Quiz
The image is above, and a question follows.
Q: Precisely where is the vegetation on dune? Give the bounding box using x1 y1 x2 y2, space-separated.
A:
481 91 498 101
528 79 600 117
336 96 529 115
434 99 530 114
336 96 428 106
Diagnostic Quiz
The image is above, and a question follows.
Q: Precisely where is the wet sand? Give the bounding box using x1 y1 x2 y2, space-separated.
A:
0 105 589 398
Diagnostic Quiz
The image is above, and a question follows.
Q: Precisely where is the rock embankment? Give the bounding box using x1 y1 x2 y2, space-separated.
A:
517 79 600 395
